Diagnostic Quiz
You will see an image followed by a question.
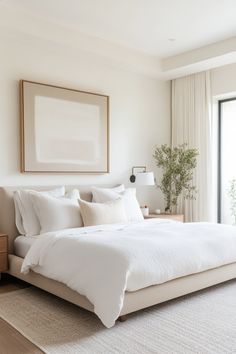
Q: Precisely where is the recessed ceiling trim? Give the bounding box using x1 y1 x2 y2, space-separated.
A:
0 3 162 78
162 37 236 79
1 2 236 81
163 37 236 71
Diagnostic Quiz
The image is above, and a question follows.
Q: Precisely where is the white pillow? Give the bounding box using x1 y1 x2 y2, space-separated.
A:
13 186 65 236
92 187 144 222
66 189 81 200
29 191 83 234
91 185 125 202
78 198 128 227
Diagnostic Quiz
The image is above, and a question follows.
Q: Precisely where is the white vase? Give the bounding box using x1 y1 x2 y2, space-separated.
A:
141 207 149 217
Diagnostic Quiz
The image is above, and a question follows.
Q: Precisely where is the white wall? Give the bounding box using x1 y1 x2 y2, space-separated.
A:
0 29 170 210
211 62 236 96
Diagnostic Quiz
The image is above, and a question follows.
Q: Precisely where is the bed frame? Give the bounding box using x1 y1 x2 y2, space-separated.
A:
1 185 236 322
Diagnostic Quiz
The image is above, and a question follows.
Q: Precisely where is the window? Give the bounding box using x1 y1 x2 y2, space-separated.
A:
218 98 236 224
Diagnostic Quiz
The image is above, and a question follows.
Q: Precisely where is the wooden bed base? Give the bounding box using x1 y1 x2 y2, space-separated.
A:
7 254 236 321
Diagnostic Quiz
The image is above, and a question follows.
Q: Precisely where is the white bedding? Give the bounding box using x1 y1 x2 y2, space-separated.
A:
14 236 37 258
21 219 236 328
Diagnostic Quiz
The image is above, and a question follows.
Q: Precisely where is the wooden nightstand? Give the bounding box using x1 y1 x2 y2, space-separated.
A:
144 214 184 222
0 234 8 279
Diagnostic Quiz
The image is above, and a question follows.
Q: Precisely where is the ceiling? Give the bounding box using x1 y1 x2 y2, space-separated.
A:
3 0 236 58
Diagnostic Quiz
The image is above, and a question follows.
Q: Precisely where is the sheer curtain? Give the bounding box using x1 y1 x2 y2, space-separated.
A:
171 71 212 222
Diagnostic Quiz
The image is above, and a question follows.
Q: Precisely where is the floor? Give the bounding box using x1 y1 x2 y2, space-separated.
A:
0 274 43 354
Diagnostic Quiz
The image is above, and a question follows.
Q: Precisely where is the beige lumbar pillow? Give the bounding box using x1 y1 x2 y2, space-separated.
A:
78 198 128 227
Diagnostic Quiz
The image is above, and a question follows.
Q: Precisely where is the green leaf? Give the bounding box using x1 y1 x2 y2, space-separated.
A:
153 143 198 211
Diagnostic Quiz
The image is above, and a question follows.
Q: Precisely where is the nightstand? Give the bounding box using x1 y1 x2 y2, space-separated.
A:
0 234 8 280
144 214 184 222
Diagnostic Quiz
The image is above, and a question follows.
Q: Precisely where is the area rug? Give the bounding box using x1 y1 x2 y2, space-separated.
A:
0 281 236 354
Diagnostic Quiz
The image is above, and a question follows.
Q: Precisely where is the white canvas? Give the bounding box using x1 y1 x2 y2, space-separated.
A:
21 81 109 173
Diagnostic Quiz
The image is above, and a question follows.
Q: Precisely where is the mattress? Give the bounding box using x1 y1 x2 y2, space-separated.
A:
14 235 37 258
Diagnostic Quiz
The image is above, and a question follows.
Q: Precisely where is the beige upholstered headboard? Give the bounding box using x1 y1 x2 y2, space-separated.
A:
0 185 104 254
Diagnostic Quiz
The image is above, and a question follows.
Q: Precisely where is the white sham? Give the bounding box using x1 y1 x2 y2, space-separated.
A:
13 186 65 236
92 187 143 222
29 191 83 234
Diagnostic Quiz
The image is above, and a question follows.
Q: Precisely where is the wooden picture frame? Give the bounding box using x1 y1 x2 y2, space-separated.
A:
20 80 109 173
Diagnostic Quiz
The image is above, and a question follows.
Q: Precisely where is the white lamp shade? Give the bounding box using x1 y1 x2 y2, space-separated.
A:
135 172 155 186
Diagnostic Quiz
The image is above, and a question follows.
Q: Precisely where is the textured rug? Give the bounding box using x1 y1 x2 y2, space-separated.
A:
0 281 236 354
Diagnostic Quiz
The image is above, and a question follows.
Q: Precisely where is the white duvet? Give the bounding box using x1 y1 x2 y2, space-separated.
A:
22 219 236 328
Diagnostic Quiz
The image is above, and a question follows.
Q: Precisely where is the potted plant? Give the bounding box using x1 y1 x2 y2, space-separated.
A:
153 144 198 213
228 179 236 225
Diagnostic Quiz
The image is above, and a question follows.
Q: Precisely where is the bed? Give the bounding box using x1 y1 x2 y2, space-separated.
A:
1 185 236 328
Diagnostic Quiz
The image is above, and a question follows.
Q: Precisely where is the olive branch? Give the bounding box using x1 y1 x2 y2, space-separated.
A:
153 144 198 213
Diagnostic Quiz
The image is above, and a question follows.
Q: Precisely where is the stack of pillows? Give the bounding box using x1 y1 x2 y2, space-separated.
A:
13 185 144 236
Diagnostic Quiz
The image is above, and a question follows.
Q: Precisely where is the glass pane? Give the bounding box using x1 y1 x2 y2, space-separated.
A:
221 99 236 225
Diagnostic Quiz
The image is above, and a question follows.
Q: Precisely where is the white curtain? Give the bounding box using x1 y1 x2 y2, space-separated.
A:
172 71 212 222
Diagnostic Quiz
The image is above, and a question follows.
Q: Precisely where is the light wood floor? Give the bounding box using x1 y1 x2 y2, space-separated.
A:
0 274 44 354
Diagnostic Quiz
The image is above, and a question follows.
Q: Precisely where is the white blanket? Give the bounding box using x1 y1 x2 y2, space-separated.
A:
22 220 236 328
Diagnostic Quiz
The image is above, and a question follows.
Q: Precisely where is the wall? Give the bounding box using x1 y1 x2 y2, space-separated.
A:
211 62 236 96
0 29 170 210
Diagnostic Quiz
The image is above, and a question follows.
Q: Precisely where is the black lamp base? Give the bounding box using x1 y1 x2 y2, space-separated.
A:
130 175 136 183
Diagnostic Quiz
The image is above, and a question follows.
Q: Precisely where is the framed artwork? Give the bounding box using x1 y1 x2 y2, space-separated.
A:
20 80 109 173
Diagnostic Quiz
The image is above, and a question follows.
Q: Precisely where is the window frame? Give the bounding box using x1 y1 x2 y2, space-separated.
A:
218 97 236 223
